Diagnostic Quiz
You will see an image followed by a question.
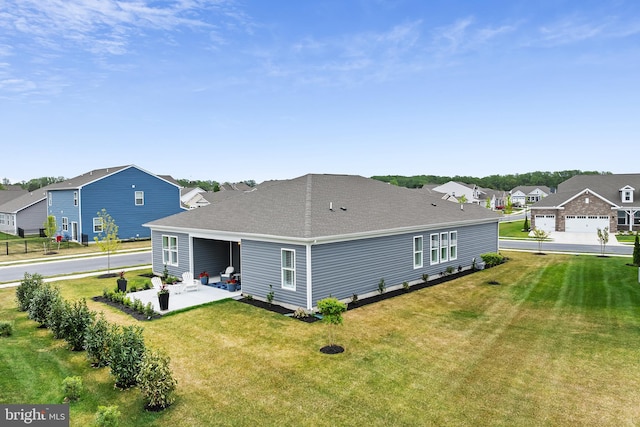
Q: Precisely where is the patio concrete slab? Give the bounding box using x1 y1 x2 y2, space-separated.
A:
130 284 242 314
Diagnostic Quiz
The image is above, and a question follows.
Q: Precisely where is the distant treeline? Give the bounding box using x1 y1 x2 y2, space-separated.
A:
371 170 611 192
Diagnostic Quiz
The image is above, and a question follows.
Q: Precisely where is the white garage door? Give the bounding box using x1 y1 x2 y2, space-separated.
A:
565 215 609 233
535 215 556 232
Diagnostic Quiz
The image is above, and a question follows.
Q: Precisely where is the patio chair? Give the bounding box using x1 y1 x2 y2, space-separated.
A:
220 266 235 282
182 271 199 292
151 276 163 292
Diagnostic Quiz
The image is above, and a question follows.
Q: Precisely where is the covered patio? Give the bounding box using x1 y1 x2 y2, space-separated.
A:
131 283 242 314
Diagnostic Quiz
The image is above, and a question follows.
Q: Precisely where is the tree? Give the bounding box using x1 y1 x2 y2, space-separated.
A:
531 228 550 254
596 227 609 256
458 194 468 204
43 215 58 254
633 234 640 266
523 210 530 231
317 297 347 352
93 209 121 275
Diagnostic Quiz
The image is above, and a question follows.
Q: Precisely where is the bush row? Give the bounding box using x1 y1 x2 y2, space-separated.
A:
14 272 178 414
102 288 155 318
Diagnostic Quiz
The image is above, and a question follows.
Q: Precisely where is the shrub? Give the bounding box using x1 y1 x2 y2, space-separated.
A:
480 252 506 268
28 284 62 327
95 405 121 427
402 281 409 291
445 266 455 275
16 272 44 311
47 298 70 339
85 313 111 368
633 234 640 266
292 307 310 319
377 278 386 294
422 273 429 283
266 285 274 304
351 293 358 305
64 299 95 351
143 302 155 318
0 321 13 337
136 349 177 410
62 376 83 402
108 325 146 389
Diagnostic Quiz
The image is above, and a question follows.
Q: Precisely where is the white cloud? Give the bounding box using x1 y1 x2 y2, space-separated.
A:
536 15 640 46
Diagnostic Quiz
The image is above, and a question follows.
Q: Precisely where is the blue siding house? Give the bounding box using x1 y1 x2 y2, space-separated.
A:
145 174 500 310
47 165 184 241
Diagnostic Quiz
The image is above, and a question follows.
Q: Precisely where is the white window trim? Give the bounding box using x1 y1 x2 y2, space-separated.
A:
135 191 144 206
440 232 449 262
162 235 178 266
449 231 458 261
413 235 423 269
93 217 103 233
62 217 69 232
281 248 296 290
430 233 439 265
73 191 78 207
48 193 52 206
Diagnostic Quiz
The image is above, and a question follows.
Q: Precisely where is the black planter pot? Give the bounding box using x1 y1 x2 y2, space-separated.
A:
158 292 169 311
117 279 127 293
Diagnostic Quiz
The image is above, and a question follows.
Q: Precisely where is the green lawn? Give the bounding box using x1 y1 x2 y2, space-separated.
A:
1 253 640 426
499 220 531 238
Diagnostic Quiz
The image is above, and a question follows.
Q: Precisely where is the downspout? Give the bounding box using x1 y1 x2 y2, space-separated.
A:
306 243 313 310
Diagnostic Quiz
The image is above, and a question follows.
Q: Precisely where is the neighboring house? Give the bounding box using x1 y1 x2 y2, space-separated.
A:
427 181 506 210
510 186 551 207
530 174 640 233
182 187 208 209
46 165 184 242
145 174 500 310
0 189 45 236
182 184 252 209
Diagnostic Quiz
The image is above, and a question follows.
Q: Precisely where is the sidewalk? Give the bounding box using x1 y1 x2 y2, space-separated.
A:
543 231 625 246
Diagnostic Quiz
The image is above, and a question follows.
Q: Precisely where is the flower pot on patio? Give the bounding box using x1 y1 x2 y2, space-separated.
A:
158 292 169 311
200 277 208 285
227 281 238 292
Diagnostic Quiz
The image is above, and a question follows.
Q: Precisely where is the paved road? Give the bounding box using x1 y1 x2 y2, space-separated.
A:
499 239 633 256
0 251 151 284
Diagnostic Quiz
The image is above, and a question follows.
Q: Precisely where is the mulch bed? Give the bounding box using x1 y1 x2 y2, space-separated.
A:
91 296 161 321
237 268 479 322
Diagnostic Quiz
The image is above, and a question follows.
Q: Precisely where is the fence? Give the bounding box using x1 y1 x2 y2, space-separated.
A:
1 237 74 256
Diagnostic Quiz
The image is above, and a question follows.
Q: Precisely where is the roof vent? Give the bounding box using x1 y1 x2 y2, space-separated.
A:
431 203 437 207
340 207 347 211
329 202 334 211
460 204 464 210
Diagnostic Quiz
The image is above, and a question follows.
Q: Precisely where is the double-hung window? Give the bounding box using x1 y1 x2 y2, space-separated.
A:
440 232 449 262
73 191 78 207
281 249 296 290
135 191 144 206
62 217 69 232
93 217 103 233
162 235 178 266
449 231 458 260
413 236 423 268
430 234 439 265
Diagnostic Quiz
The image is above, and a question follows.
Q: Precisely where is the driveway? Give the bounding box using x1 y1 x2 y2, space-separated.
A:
500 231 633 256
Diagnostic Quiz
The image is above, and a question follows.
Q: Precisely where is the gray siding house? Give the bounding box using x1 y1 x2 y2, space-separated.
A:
145 174 500 310
0 189 47 235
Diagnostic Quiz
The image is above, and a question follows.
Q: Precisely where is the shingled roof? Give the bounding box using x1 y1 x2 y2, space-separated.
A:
533 174 640 208
46 165 180 190
146 174 499 242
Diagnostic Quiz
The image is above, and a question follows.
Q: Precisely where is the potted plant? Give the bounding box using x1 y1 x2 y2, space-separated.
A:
199 271 209 285
157 283 170 311
226 278 238 292
117 271 127 293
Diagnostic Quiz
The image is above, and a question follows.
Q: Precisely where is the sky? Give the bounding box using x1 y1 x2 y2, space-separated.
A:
1 0 639 185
